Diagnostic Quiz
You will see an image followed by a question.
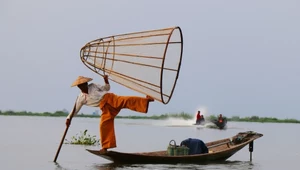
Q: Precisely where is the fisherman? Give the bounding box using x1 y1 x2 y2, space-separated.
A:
65 75 155 154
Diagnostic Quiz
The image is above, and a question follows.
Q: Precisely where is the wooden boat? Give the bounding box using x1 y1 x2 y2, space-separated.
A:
86 131 263 164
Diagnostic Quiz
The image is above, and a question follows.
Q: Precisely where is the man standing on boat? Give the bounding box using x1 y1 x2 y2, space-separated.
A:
65 75 155 153
196 111 201 124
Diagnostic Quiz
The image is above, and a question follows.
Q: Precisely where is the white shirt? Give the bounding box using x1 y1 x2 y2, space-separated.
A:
67 83 110 119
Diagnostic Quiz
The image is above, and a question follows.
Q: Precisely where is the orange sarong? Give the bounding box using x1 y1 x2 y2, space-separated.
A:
98 93 150 149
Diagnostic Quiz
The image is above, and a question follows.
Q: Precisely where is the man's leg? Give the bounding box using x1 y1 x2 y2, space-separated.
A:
100 93 154 114
99 104 119 153
104 93 154 114
97 93 154 153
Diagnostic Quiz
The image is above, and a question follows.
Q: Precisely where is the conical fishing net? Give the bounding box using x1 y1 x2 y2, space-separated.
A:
80 26 183 104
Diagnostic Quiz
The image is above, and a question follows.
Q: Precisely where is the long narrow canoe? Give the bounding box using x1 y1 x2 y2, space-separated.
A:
86 131 263 164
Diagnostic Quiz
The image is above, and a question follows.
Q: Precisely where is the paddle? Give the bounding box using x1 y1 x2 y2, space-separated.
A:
53 97 78 162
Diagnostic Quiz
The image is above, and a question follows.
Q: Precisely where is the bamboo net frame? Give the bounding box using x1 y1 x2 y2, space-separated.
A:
80 26 183 104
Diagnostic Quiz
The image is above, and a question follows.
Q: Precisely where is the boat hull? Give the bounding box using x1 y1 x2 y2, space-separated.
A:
86 131 263 164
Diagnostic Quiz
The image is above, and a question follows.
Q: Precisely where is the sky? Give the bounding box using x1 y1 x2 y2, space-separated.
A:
1 0 300 119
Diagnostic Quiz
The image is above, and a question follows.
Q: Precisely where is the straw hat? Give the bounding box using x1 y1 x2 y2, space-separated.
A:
71 76 93 87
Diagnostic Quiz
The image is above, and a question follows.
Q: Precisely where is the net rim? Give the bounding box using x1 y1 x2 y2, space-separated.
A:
160 26 183 104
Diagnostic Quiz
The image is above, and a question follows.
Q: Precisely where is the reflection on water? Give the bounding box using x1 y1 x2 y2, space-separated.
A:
54 163 69 170
91 161 256 170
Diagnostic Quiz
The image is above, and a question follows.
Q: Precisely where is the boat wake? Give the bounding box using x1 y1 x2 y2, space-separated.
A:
158 118 195 127
121 118 246 130
121 118 195 127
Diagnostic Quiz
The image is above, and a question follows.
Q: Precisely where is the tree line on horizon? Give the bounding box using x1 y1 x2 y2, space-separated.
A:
0 110 299 123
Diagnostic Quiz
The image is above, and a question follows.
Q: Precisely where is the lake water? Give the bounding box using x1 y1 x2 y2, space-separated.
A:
0 115 299 170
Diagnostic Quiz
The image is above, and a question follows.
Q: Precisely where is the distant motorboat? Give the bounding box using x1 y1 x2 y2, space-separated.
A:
193 118 227 130
211 118 227 129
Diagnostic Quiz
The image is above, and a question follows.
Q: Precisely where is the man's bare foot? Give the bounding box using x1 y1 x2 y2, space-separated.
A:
146 95 154 102
99 148 107 154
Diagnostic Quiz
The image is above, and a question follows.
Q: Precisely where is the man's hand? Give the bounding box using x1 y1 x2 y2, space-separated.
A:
66 118 71 127
103 75 109 84
103 75 108 80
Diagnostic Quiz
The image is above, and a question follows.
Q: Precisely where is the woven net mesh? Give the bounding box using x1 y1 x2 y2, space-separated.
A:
80 26 183 104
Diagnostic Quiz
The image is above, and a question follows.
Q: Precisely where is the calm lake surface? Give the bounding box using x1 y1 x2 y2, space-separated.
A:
0 115 299 170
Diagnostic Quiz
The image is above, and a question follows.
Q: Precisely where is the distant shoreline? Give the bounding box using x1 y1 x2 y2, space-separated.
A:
1 110 299 124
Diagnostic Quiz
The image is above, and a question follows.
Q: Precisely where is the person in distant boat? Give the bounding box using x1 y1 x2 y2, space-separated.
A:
201 115 205 122
196 111 205 125
65 75 155 154
196 111 201 124
218 114 224 123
